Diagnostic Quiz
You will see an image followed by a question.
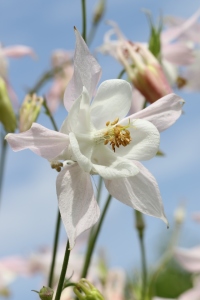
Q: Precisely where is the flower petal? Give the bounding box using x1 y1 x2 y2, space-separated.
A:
116 118 160 161
174 246 200 273
179 287 200 300
64 28 102 111
69 132 93 173
91 144 139 179
56 163 100 249
61 86 94 135
90 79 132 129
104 161 168 224
5 123 69 160
161 8 200 44
3 45 36 59
126 93 184 132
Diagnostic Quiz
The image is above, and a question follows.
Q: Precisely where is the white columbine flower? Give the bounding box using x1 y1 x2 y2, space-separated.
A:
6 29 184 248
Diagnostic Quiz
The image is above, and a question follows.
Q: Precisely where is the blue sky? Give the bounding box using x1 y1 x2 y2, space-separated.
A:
1 0 200 299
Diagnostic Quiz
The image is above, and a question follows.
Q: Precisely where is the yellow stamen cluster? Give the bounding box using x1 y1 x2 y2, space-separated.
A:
51 161 63 172
104 118 132 152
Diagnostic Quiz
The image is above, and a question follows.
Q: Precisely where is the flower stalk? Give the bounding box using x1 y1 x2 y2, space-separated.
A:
81 194 112 278
135 210 147 300
54 240 70 300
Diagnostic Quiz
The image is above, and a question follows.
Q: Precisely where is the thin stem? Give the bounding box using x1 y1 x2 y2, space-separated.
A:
148 222 182 298
43 98 59 131
81 194 112 278
87 24 97 46
29 65 66 95
43 99 60 288
135 210 147 300
0 134 7 205
96 176 103 204
81 0 87 43
117 68 125 79
54 240 70 300
48 210 61 287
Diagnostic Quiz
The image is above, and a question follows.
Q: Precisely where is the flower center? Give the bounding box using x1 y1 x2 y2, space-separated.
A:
103 117 132 152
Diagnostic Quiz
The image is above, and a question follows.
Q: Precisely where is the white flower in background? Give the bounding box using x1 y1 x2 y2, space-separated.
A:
6 28 184 248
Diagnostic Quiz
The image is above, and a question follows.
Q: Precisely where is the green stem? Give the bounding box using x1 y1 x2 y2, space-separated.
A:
81 0 87 43
117 68 125 79
43 98 59 131
0 135 7 205
54 240 70 300
96 176 103 204
81 194 112 278
87 24 97 46
48 210 61 287
29 65 67 95
135 211 147 300
148 222 182 298
42 99 60 288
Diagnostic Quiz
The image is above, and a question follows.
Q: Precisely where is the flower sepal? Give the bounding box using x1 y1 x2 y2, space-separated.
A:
73 279 104 300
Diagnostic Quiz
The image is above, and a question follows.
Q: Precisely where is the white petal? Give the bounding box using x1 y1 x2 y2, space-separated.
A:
57 164 100 249
90 79 132 129
174 246 200 272
5 123 69 160
116 118 160 161
69 132 93 173
91 144 139 179
60 86 94 135
104 161 168 224
64 29 102 111
126 93 184 132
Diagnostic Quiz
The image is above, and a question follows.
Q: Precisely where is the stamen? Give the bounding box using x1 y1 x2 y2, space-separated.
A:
51 161 63 172
104 118 132 152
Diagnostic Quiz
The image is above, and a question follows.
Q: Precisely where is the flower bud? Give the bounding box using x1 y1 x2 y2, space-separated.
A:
73 279 104 300
19 93 43 132
117 42 172 103
32 286 54 300
174 203 186 224
93 0 105 25
0 77 16 133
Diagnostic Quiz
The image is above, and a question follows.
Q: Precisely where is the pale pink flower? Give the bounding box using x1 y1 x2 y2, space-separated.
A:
174 246 200 273
46 50 73 112
0 43 36 105
5 29 184 248
104 269 126 300
0 255 30 293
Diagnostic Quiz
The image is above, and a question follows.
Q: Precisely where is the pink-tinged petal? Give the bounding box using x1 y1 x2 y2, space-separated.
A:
5 123 69 160
161 8 200 44
104 161 168 224
0 256 30 276
61 87 94 135
129 89 145 114
56 163 100 249
128 93 184 132
174 246 200 272
192 212 200 223
3 45 36 59
179 287 200 300
46 79 63 113
64 28 102 112
90 79 132 130
162 42 194 66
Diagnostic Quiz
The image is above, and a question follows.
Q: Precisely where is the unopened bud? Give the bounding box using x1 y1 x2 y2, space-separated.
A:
93 0 105 25
19 93 43 132
174 204 186 224
32 286 54 300
0 77 16 132
74 279 104 300
117 42 172 103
